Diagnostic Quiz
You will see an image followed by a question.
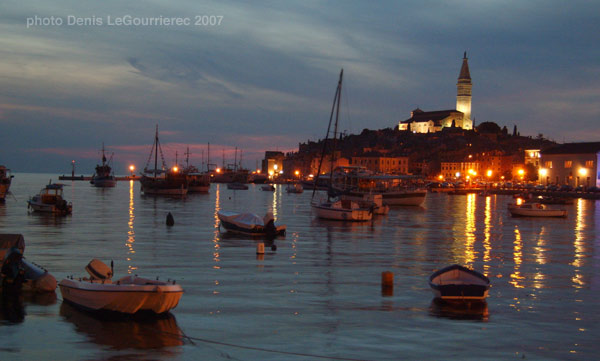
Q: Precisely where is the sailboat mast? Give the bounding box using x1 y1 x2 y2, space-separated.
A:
330 69 343 178
207 142 210 172
234 147 237 172
154 125 158 176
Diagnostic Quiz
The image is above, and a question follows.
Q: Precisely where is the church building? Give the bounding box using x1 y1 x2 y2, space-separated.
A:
398 53 473 133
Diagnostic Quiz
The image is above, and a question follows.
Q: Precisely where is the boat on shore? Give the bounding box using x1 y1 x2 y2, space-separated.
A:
429 264 490 301
59 259 183 314
508 202 567 217
0 165 13 201
90 144 116 188
218 211 286 237
140 126 188 196
27 182 72 215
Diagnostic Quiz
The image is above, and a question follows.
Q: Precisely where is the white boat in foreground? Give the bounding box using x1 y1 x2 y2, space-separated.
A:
59 259 183 314
508 202 567 217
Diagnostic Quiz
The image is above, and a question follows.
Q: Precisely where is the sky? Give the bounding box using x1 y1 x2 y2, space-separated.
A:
1 0 599 174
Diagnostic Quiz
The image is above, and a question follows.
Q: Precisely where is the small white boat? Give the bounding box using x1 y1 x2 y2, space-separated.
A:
218 211 286 237
508 202 567 217
340 193 389 215
59 259 183 314
286 183 304 193
312 199 373 221
27 182 72 215
429 264 490 301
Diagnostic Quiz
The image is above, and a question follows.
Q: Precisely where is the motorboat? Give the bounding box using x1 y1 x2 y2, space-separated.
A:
90 143 116 188
508 202 567 217
0 234 57 293
59 259 183 314
140 126 188 196
217 211 286 237
27 182 72 215
0 165 13 201
261 184 275 191
429 264 490 301
286 183 303 193
227 182 248 190
312 199 373 221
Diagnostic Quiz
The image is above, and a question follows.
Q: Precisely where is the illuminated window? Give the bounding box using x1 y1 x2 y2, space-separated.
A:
545 161 552 169
586 160 594 168
564 161 572 168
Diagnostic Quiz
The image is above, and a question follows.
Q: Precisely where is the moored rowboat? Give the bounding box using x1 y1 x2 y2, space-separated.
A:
429 264 490 301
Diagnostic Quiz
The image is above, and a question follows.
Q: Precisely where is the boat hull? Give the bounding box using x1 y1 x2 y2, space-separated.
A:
312 203 372 222
429 265 490 301
217 211 286 237
508 205 567 217
92 177 117 188
381 191 426 206
28 200 72 215
59 278 183 314
0 184 9 201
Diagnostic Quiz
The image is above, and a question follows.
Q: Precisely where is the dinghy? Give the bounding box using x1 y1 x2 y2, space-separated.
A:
508 202 567 217
59 259 183 314
218 211 286 237
429 264 490 301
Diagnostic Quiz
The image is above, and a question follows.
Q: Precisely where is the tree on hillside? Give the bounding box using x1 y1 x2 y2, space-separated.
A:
476 121 501 133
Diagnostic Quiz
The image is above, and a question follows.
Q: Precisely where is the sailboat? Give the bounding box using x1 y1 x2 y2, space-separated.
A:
139 126 188 196
311 69 372 222
90 144 116 188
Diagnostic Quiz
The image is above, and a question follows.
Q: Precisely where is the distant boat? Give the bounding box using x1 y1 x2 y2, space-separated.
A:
0 165 13 201
286 183 303 193
310 69 372 222
429 264 490 301
261 184 275 191
139 126 188 196
90 144 116 188
227 182 248 190
59 259 183 314
217 211 286 237
508 202 567 217
27 182 72 215
182 146 210 193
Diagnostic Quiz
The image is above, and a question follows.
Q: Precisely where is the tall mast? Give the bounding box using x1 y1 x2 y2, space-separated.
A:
207 142 210 172
329 69 343 179
154 125 158 176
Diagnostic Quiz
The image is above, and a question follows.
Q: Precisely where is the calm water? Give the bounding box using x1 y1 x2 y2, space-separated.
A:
0 173 598 360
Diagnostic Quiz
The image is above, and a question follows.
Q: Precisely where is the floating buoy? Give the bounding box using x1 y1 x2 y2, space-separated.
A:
166 212 174 226
256 243 265 255
381 271 394 296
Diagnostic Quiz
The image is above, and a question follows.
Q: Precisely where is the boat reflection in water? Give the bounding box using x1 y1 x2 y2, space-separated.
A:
0 291 57 324
59 302 185 350
429 299 489 321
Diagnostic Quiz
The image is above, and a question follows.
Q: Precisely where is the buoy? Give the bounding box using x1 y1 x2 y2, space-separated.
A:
381 271 394 296
256 243 265 255
166 212 174 226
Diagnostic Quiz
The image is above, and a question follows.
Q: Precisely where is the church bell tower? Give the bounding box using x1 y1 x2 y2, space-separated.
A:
456 52 472 129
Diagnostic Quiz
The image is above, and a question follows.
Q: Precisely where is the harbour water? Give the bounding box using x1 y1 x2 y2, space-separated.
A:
0 173 598 360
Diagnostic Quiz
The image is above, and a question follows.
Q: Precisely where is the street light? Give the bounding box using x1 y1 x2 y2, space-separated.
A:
129 165 135 177
578 168 588 176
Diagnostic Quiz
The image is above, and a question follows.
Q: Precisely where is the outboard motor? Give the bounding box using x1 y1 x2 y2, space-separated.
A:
1 247 25 291
263 212 277 240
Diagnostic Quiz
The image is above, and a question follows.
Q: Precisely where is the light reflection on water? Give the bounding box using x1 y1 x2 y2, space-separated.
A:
0 174 598 360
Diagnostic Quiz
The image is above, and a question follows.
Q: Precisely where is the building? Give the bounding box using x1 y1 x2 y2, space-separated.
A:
540 142 600 187
261 151 284 177
398 53 473 133
524 149 541 168
349 156 409 174
440 161 479 181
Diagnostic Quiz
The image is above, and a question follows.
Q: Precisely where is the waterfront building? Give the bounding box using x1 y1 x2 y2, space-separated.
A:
440 161 479 181
398 53 473 133
262 151 284 178
349 156 409 174
539 142 600 187
525 149 541 168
